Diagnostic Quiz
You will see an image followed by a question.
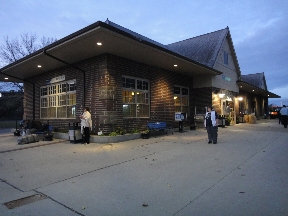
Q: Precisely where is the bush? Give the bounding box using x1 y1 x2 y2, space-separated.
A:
115 127 127 135
109 132 118 136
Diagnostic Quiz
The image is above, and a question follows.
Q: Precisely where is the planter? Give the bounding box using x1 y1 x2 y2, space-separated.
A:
141 133 150 139
52 132 141 143
190 125 197 130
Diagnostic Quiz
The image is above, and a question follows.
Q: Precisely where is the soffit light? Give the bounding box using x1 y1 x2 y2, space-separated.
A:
97 42 102 46
174 64 178 67
4 77 8 80
37 65 42 68
218 93 225 98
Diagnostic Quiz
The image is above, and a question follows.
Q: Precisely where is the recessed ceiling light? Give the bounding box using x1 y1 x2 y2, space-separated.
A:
174 64 178 67
97 42 102 46
4 77 8 80
37 65 42 68
252 90 254 91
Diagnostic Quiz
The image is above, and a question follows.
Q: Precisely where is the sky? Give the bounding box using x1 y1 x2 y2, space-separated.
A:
0 0 287 105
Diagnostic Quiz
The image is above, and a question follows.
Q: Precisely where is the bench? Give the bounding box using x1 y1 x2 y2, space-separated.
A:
147 122 174 137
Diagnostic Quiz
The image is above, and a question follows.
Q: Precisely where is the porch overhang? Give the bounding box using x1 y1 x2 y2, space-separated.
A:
237 80 281 98
0 21 222 83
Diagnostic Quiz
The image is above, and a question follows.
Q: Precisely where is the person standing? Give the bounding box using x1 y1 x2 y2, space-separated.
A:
278 107 282 124
204 105 219 144
80 107 92 144
280 105 288 128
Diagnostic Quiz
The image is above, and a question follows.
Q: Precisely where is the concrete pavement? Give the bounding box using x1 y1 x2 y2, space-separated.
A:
0 119 287 216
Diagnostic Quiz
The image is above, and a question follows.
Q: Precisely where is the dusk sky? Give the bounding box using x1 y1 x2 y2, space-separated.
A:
1 0 287 105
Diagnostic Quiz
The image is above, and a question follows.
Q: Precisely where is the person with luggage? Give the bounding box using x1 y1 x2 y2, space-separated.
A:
204 105 219 144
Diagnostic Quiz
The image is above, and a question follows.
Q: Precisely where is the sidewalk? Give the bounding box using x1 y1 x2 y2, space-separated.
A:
0 119 287 216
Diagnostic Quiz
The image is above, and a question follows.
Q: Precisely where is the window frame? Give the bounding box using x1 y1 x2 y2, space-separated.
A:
122 76 150 118
224 51 229 65
174 85 189 114
40 79 76 119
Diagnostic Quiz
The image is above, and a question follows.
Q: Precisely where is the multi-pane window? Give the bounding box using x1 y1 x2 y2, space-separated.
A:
224 51 229 65
122 76 149 118
174 86 189 114
40 80 76 119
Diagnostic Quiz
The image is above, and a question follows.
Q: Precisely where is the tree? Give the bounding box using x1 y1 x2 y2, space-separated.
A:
0 33 57 91
0 33 57 65
0 33 57 120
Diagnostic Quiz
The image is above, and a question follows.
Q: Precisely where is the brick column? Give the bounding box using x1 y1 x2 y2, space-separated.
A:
98 58 118 133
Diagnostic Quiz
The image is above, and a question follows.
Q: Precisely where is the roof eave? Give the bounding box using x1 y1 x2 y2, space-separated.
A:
237 80 280 98
1 21 221 82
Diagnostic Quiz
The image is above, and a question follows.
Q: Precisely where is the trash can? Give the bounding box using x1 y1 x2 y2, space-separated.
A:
218 115 226 127
69 122 82 143
175 112 187 132
222 116 226 127
218 115 223 127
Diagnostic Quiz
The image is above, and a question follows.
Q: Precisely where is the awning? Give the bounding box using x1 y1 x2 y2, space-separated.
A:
237 80 281 98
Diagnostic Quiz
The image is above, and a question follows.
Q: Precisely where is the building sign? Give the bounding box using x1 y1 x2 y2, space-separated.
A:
222 75 231 82
46 75 66 84
175 112 187 121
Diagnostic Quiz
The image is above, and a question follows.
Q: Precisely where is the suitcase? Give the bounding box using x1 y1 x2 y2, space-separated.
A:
44 134 53 141
17 136 29 145
26 134 35 143
32 134 39 142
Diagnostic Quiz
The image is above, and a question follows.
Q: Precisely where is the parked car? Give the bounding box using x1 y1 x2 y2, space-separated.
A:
269 107 281 119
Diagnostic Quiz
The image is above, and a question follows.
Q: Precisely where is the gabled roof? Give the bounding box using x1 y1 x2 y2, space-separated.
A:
0 20 221 83
166 28 228 68
166 27 241 77
241 73 267 90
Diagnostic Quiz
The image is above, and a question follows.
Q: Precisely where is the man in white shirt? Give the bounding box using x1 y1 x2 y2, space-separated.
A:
280 105 287 128
204 105 219 144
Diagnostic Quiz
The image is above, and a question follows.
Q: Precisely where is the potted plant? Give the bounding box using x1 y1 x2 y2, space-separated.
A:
141 129 150 139
236 116 240 124
225 116 232 126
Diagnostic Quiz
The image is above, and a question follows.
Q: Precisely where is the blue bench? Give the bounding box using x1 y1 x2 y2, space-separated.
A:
147 122 174 136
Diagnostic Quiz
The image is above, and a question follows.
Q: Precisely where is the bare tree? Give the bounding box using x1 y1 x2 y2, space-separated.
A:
0 33 57 92
0 33 57 65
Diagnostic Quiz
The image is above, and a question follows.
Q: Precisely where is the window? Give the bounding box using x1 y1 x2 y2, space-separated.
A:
122 76 149 118
224 51 229 65
174 86 189 114
40 80 76 119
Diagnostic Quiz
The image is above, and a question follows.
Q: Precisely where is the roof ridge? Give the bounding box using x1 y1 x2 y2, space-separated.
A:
105 18 166 48
167 27 228 45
